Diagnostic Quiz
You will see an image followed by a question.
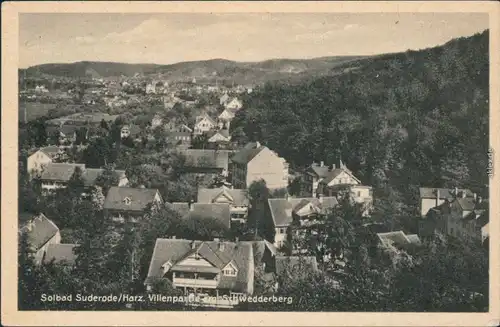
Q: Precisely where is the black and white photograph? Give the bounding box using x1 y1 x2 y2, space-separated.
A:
2 1 499 325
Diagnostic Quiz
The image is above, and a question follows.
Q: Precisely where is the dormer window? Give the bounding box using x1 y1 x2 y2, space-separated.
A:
222 261 238 276
123 197 131 205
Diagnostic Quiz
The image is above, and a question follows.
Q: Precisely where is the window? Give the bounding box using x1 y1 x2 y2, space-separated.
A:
357 191 361 197
223 267 236 276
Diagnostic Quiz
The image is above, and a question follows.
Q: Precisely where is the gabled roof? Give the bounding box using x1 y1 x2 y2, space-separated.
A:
455 197 477 211
275 256 318 276
40 163 86 182
197 187 249 207
43 244 78 265
145 239 253 293
322 168 361 186
230 143 265 165
306 163 330 178
195 114 217 126
20 214 59 251
81 168 126 187
103 187 160 212
268 197 338 227
38 146 61 159
180 149 230 170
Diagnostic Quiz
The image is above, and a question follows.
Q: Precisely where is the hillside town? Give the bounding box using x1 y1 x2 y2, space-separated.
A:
18 70 490 310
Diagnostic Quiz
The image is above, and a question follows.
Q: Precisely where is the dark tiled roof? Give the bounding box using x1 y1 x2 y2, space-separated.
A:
180 149 230 170
146 239 253 293
43 243 78 265
230 143 264 164
188 203 231 229
81 168 126 187
307 163 330 178
38 146 61 159
103 187 160 212
275 256 318 276
268 197 338 227
419 187 473 199
456 197 477 211
197 187 249 207
20 214 59 251
40 163 85 182
167 202 190 217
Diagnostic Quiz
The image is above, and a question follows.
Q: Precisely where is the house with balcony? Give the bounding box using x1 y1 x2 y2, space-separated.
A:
231 142 289 190
145 239 278 308
197 186 250 224
267 195 338 249
103 187 163 223
19 213 61 265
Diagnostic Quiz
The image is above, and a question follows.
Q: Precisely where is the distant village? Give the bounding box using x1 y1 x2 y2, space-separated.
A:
18 73 490 309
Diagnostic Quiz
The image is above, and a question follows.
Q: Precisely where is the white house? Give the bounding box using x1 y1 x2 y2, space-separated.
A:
27 146 61 176
19 213 61 265
194 114 217 135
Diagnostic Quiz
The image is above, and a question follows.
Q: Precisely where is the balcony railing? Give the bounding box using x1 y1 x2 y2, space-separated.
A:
173 277 218 289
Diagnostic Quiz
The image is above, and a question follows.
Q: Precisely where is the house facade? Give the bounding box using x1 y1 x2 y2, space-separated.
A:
301 161 330 197
268 195 338 248
194 115 217 135
27 146 61 176
208 130 231 144
103 187 163 223
145 239 255 308
197 186 250 224
19 213 61 265
231 142 289 190
419 187 474 217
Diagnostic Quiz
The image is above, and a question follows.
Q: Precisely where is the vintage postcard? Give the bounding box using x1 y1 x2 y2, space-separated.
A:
1 1 499 326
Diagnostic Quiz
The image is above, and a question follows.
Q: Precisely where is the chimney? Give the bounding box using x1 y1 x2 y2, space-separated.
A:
435 189 440 207
477 196 482 204
320 161 324 167
235 236 239 243
461 191 466 199
319 194 324 204
191 241 196 250
218 242 225 251
454 187 458 197
171 235 176 240
188 200 194 211
473 193 477 201
255 141 261 148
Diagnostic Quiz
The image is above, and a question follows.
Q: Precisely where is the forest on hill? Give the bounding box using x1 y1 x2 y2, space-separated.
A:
21 56 363 84
232 30 489 227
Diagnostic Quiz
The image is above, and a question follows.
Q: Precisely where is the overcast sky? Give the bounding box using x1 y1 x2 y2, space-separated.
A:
19 13 488 68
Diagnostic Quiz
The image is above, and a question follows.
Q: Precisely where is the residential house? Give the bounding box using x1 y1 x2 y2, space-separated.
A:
268 195 338 248
419 187 474 217
146 82 157 94
40 163 127 191
166 131 192 147
181 149 230 175
445 192 488 243
40 163 86 191
43 243 78 266
197 186 250 224
19 213 61 265
168 202 232 232
194 114 217 135
224 98 243 111
145 239 255 308
27 146 61 175
219 93 230 106
35 85 49 93
316 161 373 215
231 142 289 190
208 129 231 144
103 187 163 223
301 161 330 197
218 109 236 130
